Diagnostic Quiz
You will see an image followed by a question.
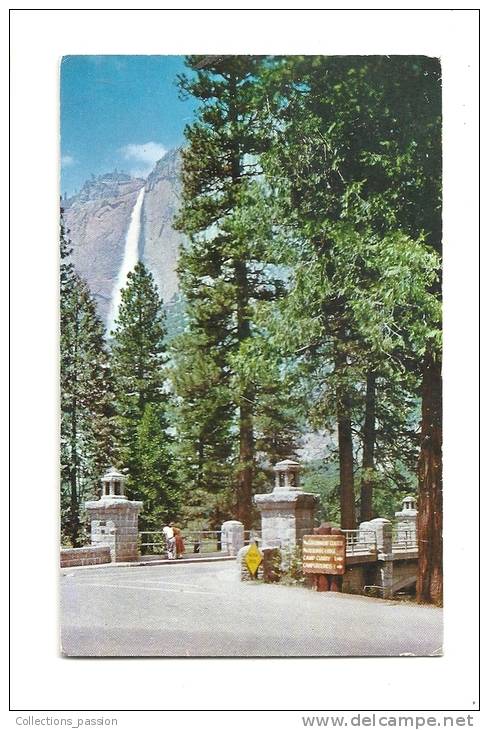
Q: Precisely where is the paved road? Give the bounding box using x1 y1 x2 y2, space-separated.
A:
60 561 442 657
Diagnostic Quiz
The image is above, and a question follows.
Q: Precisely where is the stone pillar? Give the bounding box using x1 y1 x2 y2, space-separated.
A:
357 520 376 554
370 517 392 553
254 459 319 553
395 495 418 545
370 517 394 599
358 520 374 541
85 467 143 563
221 520 245 556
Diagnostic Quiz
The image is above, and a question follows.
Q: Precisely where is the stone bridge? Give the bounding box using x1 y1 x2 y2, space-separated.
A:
249 460 419 598
136 507 419 599
60 463 419 599
341 510 418 598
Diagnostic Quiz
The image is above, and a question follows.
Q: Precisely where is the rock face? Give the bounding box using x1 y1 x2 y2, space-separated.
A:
63 150 185 327
141 149 183 308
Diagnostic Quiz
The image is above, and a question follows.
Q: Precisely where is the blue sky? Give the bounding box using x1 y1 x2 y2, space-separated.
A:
60 55 196 196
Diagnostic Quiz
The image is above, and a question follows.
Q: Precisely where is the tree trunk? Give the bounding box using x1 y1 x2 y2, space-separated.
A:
360 371 376 522
335 347 356 530
196 436 204 492
229 77 255 529
69 303 81 547
236 389 254 529
235 257 254 530
69 399 81 546
416 350 443 605
69 463 80 547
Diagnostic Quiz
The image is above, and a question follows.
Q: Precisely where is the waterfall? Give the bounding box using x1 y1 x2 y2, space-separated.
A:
107 185 145 334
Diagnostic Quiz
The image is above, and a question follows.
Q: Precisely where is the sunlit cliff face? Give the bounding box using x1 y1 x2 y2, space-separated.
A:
63 149 184 329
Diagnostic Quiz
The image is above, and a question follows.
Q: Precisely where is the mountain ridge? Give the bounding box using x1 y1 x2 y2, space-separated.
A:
63 150 184 326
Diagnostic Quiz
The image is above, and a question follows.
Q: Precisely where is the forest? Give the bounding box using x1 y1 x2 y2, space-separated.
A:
60 55 442 605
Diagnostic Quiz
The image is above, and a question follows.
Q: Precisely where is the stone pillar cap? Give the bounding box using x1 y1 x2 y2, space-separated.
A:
395 495 418 518
273 459 300 471
221 520 244 526
100 466 129 500
85 498 143 508
102 466 126 481
255 490 319 505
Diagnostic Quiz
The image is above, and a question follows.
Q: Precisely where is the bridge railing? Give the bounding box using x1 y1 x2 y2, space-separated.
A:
139 530 223 556
183 530 222 554
392 527 418 552
139 531 165 555
244 529 261 546
341 529 377 555
139 527 266 557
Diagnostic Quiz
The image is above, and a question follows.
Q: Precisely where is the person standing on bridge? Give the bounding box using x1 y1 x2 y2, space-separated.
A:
163 525 176 560
173 525 185 559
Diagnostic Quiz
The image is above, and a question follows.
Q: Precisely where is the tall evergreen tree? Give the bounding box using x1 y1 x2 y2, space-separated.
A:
170 329 235 498
258 57 441 558
136 403 179 528
174 55 290 528
60 209 115 546
110 262 176 528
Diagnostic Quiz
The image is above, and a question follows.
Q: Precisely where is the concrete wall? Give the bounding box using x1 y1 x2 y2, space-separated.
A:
60 545 111 568
341 558 377 596
342 565 364 594
391 558 418 592
342 557 417 597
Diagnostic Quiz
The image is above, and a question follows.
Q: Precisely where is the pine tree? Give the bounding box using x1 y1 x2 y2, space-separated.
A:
259 56 441 549
110 262 176 527
170 329 235 499
174 55 288 528
136 403 179 529
60 208 115 546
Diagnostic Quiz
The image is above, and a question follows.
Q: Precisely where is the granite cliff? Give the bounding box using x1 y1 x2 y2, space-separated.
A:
63 149 184 327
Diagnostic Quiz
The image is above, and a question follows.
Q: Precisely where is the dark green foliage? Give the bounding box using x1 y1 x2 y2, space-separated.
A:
261 55 441 250
169 327 235 529
301 460 341 525
302 456 415 527
257 56 441 530
171 335 234 491
176 55 268 231
110 262 177 528
173 56 302 527
60 209 115 546
110 262 168 421
136 403 179 529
